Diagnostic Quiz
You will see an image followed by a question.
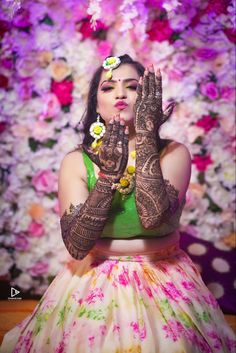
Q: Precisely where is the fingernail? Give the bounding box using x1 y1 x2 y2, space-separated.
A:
149 65 154 73
125 126 129 134
139 77 143 84
156 68 161 76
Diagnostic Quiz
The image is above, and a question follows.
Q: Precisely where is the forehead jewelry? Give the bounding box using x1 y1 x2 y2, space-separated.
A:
102 56 121 79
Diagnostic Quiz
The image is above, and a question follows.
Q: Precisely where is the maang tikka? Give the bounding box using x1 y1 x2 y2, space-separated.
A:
89 114 106 150
102 56 121 79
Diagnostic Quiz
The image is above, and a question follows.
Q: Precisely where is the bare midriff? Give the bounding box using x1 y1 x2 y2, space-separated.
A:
94 229 180 255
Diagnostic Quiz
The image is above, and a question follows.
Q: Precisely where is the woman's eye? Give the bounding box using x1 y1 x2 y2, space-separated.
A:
127 85 138 90
101 87 113 92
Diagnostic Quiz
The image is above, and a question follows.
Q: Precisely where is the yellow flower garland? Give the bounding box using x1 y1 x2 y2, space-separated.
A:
111 151 136 195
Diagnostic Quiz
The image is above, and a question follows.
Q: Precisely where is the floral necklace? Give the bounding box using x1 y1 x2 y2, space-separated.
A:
111 150 136 195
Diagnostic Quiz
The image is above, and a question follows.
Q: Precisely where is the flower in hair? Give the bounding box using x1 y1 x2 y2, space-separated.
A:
102 56 121 79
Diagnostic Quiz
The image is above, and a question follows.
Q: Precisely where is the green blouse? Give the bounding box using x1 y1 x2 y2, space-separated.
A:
82 151 186 239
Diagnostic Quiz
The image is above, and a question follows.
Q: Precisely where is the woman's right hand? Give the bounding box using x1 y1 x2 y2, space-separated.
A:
83 115 129 181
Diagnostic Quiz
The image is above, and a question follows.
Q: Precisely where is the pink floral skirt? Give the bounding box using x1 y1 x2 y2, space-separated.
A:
0 239 235 353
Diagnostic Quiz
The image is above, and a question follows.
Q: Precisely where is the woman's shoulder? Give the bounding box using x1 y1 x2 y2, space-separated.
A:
160 138 191 162
59 145 86 177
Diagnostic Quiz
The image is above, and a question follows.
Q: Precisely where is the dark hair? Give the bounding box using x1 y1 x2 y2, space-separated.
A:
81 54 145 147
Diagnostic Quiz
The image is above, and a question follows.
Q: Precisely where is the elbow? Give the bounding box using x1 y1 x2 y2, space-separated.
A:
62 234 90 261
139 208 170 230
66 244 89 261
140 216 163 230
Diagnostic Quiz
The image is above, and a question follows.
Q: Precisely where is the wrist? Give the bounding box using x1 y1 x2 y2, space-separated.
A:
135 129 156 139
98 171 120 183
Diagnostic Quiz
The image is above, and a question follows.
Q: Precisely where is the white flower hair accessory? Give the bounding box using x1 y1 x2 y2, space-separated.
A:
102 56 121 79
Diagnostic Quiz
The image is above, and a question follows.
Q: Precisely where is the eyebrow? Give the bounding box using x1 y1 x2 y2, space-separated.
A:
100 78 138 86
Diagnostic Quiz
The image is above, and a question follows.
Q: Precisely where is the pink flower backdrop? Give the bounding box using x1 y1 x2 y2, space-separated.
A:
0 0 235 296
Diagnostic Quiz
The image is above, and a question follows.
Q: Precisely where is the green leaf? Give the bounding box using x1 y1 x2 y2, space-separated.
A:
44 118 53 123
61 105 71 113
93 29 107 40
28 137 40 152
203 193 222 213
45 192 57 200
171 32 181 42
18 26 31 33
43 139 57 149
193 136 203 145
47 275 55 284
197 172 205 184
209 111 218 119
39 14 54 26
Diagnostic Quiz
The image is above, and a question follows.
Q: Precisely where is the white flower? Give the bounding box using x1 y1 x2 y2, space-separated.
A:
69 102 86 128
30 149 57 172
112 33 137 60
0 248 14 276
33 69 51 94
207 184 231 209
57 128 81 155
14 162 32 181
150 41 175 62
164 76 197 100
14 252 36 272
33 25 60 50
1 90 24 117
12 273 32 291
218 162 236 189
30 121 55 142
12 210 31 233
12 139 32 161
43 213 59 233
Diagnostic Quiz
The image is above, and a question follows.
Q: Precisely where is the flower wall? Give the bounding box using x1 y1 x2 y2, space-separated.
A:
0 0 235 297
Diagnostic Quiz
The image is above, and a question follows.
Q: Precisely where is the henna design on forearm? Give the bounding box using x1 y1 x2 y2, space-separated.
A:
135 133 179 229
60 177 115 260
134 67 179 229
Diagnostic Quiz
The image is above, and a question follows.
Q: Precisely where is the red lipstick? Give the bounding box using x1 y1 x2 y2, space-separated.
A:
115 101 128 110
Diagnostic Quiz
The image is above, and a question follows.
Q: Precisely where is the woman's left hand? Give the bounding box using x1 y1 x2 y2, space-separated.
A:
134 65 175 135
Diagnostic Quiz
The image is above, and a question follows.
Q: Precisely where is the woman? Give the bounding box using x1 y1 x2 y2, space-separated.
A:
0 54 235 353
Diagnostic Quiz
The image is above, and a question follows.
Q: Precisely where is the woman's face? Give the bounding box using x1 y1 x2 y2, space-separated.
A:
96 64 140 125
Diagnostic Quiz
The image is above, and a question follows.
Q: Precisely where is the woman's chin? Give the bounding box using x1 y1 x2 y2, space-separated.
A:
118 111 134 123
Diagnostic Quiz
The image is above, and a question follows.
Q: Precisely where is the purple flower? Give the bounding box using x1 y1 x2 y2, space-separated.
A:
200 81 220 100
14 234 30 251
195 48 218 61
28 261 49 276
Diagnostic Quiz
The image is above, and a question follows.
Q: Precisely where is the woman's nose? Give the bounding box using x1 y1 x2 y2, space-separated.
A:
115 85 127 99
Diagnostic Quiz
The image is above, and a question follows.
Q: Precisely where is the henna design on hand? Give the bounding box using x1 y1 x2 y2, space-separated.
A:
134 67 175 134
83 116 129 181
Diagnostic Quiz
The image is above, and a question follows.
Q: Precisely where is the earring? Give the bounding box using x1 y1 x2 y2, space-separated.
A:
89 114 106 150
